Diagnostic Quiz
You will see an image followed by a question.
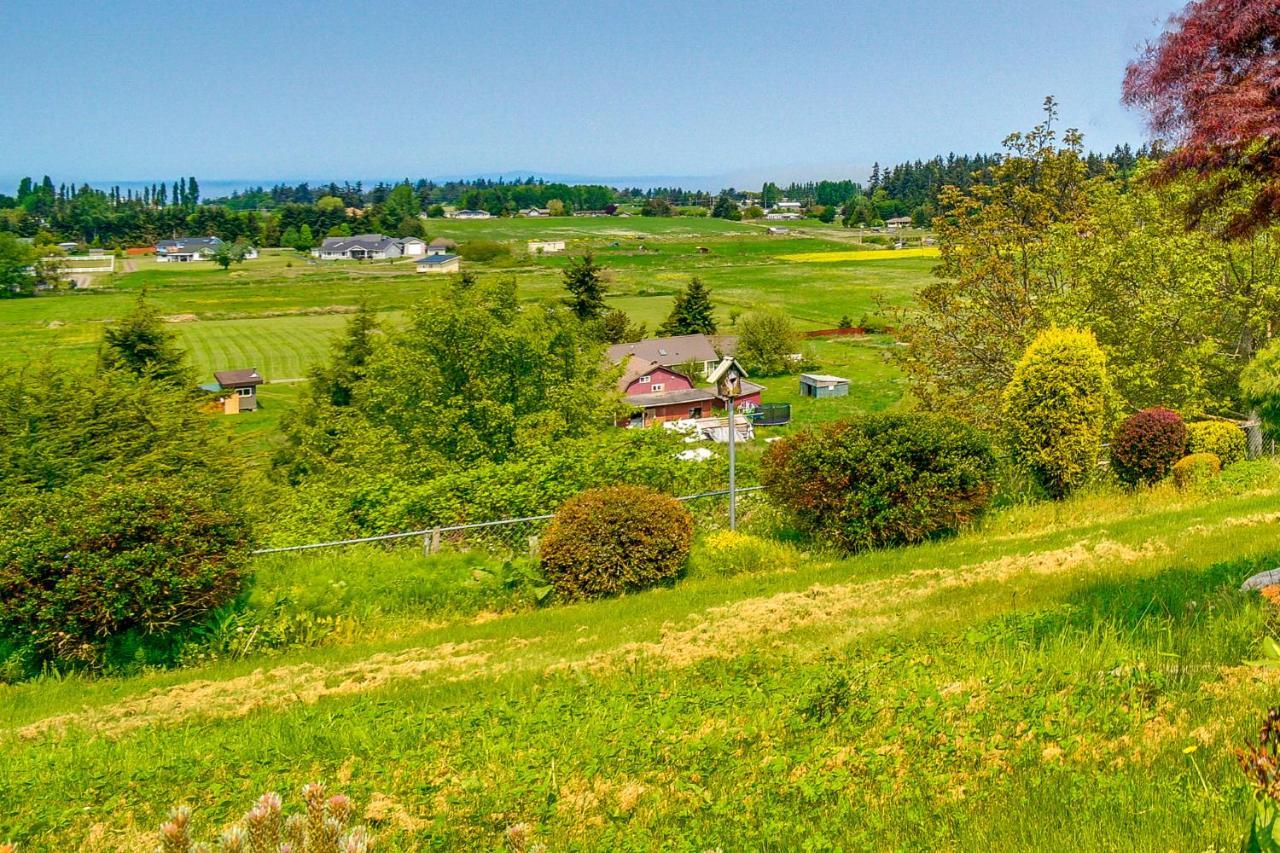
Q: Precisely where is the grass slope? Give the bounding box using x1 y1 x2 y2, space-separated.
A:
4 472 1280 849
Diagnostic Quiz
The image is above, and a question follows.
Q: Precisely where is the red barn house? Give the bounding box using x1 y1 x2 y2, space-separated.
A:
617 358 718 426
611 337 765 427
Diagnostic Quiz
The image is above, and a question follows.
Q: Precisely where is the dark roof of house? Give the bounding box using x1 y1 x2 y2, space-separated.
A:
318 234 398 253
214 368 264 388
625 388 719 408
156 236 222 252
416 253 459 265
607 334 727 368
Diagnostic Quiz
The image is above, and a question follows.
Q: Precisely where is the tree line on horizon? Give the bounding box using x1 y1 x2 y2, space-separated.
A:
0 141 1160 247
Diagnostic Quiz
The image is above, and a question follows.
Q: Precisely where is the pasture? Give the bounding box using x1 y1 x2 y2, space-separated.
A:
0 219 934 450
3 469 1279 848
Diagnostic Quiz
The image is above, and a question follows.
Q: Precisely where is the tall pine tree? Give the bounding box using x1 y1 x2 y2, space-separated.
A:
657 277 717 336
562 252 607 320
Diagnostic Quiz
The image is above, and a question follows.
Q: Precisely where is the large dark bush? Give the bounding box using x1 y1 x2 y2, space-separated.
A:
456 239 509 262
762 413 996 552
0 475 251 670
1110 407 1186 485
538 485 693 600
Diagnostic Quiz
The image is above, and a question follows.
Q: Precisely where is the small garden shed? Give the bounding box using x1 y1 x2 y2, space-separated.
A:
800 373 850 399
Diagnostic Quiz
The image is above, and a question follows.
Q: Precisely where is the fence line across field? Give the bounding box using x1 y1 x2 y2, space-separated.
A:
252 486 766 556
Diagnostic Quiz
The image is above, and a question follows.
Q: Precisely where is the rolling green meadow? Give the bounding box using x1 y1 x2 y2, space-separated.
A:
6 214 1280 851
0 218 924 462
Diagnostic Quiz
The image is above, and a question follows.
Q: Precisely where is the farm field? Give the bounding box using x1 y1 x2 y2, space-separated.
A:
0 220 933 439
4 469 1280 848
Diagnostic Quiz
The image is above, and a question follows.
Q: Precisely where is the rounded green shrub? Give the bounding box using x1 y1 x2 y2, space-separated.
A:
761 413 996 553
1186 420 1246 467
1110 407 1186 485
1171 453 1221 489
457 239 509 262
0 475 251 670
538 485 693 599
1001 327 1111 499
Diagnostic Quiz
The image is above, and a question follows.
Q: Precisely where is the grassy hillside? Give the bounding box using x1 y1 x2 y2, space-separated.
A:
5 470 1280 849
0 227 930 379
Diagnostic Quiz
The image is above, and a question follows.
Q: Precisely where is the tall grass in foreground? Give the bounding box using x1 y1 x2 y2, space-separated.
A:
4 470 1280 847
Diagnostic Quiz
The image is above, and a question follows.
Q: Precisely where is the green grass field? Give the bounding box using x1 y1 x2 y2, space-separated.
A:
0 221 933 456
4 469 1280 849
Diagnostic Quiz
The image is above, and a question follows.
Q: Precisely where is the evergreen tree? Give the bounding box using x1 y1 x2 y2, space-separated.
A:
311 304 380 407
296 224 314 251
98 293 191 385
562 252 607 320
711 193 741 220
657 277 717 336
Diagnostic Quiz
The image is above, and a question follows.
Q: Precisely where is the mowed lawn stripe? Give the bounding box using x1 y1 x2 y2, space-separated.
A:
175 315 346 379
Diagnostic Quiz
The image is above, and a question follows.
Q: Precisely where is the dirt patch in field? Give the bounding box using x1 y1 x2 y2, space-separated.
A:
364 791 426 832
19 642 491 740
565 537 1167 672
163 313 200 323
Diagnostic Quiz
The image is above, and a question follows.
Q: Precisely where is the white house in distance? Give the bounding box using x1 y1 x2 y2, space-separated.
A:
415 253 461 274
448 209 492 220
528 239 566 254
155 236 258 262
312 234 424 260
885 216 913 230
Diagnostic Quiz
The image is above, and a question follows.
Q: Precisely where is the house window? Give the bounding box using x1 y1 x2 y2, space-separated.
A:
237 387 254 397
689 407 703 418
650 383 665 392
638 375 651 384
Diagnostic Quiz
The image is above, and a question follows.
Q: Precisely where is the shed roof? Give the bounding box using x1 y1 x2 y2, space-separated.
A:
214 368 264 387
416 253 459 265
800 373 849 385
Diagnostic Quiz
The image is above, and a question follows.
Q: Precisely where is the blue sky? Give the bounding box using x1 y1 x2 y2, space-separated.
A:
0 0 1185 189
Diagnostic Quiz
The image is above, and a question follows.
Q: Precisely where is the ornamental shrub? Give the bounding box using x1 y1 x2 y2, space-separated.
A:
1001 327 1111 498
1186 420 1246 467
761 413 996 552
1171 453 1221 489
1110 407 1187 485
0 475 251 670
539 485 693 599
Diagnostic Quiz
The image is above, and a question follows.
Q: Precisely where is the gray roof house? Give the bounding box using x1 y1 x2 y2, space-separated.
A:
156 236 244 262
312 234 415 260
606 334 737 378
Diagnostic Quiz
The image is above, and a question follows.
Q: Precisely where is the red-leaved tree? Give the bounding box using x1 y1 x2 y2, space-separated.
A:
1123 0 1280 236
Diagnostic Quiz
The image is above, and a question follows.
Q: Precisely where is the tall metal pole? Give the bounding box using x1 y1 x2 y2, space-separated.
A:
727 395 736 530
